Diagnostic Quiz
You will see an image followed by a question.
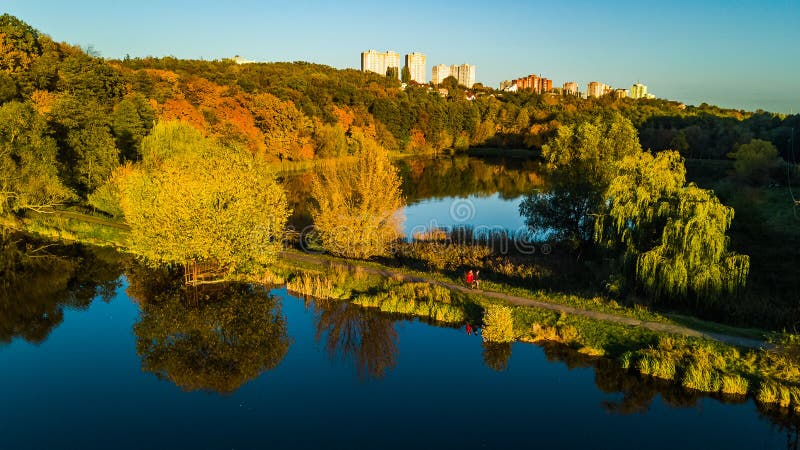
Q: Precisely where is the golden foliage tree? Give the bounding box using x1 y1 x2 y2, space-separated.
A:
119 121 289 277
310 134 404 259
482 305 515 343
250 92 313 161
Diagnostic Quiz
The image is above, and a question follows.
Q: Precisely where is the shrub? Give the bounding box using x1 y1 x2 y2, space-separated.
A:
637 354 677 381
720 374 749 396
682 363 722 392
482 305 515 343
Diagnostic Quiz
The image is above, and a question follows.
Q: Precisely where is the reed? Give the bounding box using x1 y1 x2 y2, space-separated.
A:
637 354 677 381
720 374 749 396
682 363 722 392
286 272 350 300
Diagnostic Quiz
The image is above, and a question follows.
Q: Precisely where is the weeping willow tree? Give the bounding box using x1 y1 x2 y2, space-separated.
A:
596 150 749 301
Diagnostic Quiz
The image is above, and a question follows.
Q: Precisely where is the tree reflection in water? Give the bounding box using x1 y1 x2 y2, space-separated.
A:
0 229 121 345
309 297 398 381
130 267 290 394
482 342 512 372
537 341 800 449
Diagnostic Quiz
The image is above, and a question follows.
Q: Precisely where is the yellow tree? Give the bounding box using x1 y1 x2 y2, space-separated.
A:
119 121 289 278
310 134 404 259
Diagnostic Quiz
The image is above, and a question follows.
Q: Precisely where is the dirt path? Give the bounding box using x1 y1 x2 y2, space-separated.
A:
280 251 769 350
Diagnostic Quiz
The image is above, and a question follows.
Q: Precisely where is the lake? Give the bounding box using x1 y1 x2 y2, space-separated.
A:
1 156 798 449
0 269 796 450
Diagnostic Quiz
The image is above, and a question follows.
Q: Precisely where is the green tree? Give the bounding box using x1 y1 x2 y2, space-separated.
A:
310 134 404 259
521 114 641 246
111 93 156 161
441 75 459 91
727 138 782 184
386 66 399 80
0 72 18 103
48 93 120 196
119 121 289 277
401 65 411 83
597 150 749 300
514 108 530 132
542 113 641 191
56 53 125 104
0 101 72 214
67 122 119 193
669 130 690 157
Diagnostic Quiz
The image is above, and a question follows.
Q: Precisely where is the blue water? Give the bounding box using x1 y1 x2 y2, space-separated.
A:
0 280 794 450
402 193 527 238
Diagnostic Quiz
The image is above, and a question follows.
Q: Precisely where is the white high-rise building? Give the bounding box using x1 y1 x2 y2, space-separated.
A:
433 63 476 88
432 64 450 84
457 64 476 88
361 50 401 79
405 52 426 83
630 82 649 99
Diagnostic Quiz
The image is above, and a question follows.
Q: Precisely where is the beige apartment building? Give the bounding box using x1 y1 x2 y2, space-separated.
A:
432 63 476 88
405 52 426 83
587 81 610 98
361 50 401 78
563 82 579 96
457 64 476 88
432 64 450 84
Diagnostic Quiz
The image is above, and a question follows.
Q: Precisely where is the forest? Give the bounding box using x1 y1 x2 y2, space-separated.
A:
0 13 797 212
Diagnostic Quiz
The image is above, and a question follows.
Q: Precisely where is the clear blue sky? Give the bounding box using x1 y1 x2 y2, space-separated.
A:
5 0 799 113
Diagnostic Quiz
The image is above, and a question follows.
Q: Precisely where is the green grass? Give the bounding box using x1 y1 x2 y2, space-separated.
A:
665 313 767 341
22 212 129 248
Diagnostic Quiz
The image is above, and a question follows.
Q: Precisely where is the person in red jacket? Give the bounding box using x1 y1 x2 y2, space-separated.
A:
466 270 474 288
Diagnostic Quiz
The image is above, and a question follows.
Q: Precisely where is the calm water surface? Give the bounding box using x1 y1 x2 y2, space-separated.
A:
285 156 542 234
0 276 796 450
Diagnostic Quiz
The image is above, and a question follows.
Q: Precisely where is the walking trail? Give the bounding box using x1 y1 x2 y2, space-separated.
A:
281 251 769 350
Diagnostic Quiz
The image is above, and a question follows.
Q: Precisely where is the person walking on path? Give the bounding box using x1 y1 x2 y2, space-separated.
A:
474 270 481 289
466 270 474 288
